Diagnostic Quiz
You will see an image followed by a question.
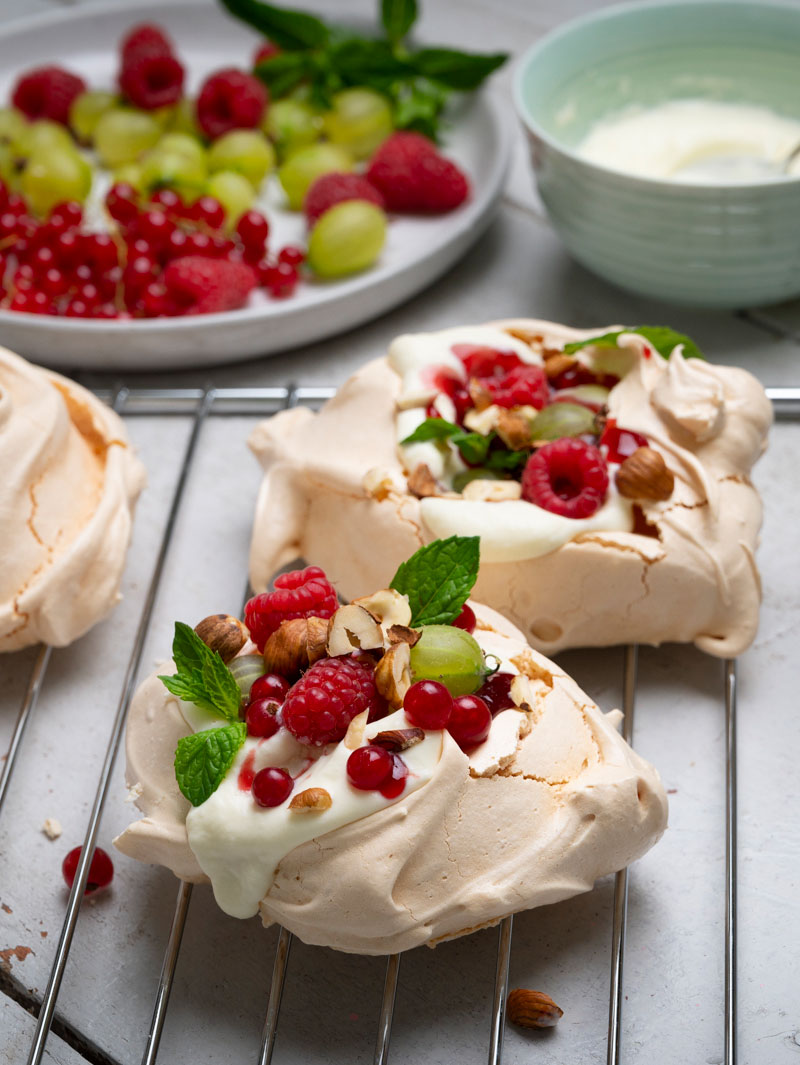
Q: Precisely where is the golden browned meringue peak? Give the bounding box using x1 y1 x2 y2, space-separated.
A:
114 602 667 955
247 319 772 657
0 347 145 651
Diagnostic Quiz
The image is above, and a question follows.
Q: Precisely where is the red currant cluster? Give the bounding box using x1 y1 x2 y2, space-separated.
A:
0 177 306 318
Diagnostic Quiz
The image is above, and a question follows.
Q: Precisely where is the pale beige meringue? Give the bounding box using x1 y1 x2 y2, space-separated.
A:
0 347 145 651
248 319 772 657
114 602 667 955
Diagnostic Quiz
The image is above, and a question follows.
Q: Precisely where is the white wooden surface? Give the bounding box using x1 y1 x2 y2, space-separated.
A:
1 1 800 1064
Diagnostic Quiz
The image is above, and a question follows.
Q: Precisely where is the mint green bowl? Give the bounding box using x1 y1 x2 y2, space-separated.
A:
513 0 800 307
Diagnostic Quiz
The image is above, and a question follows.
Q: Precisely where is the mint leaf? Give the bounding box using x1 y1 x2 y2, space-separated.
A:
563 326 703 360
219 0 329 50
381 0 417 45
159 622 241 722
410 48 508 90
391 535 480 626
174 723 247 807
484 448 527 472
400 417 495 466
255 52 314 97
391 77 449 139
330 38 413 86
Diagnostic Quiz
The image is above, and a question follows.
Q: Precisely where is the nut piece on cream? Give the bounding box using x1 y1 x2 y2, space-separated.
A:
0 347 145 652
114 600 668 955
247 319 772 657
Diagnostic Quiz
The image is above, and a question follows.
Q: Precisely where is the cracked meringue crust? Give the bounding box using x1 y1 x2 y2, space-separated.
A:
247 319 772 657
114 603 667 955
0 347 145 651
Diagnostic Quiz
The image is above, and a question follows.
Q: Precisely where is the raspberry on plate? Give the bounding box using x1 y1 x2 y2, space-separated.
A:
12 66 87 126
119 52 184 111
120 23 174 64
162 256 257 315
282 656 383 746
196 69 267 140
366 131 469 213
304 172 385 226
244 565 338 651
483 364 549 409
521 438 609 518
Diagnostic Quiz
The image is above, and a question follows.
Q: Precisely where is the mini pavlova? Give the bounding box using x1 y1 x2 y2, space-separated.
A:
115 538 667 955
248 320 771 657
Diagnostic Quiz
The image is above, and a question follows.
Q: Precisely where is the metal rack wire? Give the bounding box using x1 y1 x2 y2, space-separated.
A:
2 384 798 1065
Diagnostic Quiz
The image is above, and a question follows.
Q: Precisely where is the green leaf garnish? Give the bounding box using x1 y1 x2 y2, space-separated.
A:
381 0 418 45
563 326 703 360
174 723 247 807
222 0 507 139
409 48 508 91
159 622 242 722
218 0 329 49
401 417 519 468
391 535 480 626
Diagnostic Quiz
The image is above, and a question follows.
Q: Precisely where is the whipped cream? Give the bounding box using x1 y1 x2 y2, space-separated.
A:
0 347 145 651
577 99 800 183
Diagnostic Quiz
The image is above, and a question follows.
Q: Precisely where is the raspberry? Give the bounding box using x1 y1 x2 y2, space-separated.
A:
453 345 522 379
521 439 609 519
483 364 549 409
12 66 87 125
244 565 338 651
366 131 469 213
304 172 385 226
599 419 649 464
162 255 257 314
283 657 382 746
119 52 184 110
120 23 174 64
196 69 267 140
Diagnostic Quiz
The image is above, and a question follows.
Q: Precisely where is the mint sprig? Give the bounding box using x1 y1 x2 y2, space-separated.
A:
158 622 241 721
564 326 703 361
174 723 247 806
401 417 526 471
391 535 480 626
223 0 507 138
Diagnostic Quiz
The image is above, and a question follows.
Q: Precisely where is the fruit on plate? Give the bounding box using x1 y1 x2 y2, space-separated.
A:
0 1 500 318
0 347 145 651
247 319 772 657
115 537 667 953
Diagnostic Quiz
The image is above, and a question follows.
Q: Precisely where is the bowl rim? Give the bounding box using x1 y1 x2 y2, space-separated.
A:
512 0 800 192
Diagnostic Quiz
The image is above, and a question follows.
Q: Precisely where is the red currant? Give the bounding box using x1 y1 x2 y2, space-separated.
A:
85 233 119 272
64 298 91 318
245 698 281 738
403 680 453 730
252 766 293 807
190 195 226 230
447 695 491 748
106 182 139 225
185 231 213 256
452 603 476 634
138 209 175 249
278 245 305 268
140 281 169 317
62 845 114 895
50 201 83 229
124 255 158 293
236 210 269 252
265 261 297 298
55 231 82 268
599 419 649 464
346 745 394 791
249 673 290 704
31 245 56 271
164 228 189 260
151 188 183 214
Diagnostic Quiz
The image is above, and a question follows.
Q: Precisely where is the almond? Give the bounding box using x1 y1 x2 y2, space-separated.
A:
288 787 332 813
407 463 440 498
369 727 425 752
615 446 674 501
543 353 576 380
468 378 493 411
504 326 544 346
194 614 248 663
506 989 563 1029
495 408 533 450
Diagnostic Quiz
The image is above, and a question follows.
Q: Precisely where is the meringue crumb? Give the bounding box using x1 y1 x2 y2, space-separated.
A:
41 818 62 840
126 782 143 803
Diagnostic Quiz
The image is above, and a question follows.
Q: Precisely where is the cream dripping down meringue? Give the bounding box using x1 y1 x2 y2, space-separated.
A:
247 319 771 657
0 347 145 651
115 601 667 954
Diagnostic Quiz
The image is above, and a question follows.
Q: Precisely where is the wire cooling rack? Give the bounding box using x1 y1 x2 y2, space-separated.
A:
1 385 799 1065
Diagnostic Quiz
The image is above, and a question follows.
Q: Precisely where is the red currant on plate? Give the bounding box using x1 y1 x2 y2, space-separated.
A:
62 846 114 895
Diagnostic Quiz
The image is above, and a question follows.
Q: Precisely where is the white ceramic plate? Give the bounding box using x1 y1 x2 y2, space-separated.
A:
0 0 510 370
